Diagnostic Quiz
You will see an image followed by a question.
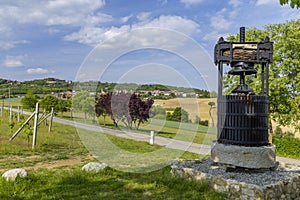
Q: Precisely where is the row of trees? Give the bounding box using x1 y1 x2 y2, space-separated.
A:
21 90 213 128
21 90 71 114
95 92 154 129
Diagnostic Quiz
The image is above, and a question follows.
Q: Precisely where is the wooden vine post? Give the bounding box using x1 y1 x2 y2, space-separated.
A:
9 102 40 150
48 107 54 132
32 102 39 149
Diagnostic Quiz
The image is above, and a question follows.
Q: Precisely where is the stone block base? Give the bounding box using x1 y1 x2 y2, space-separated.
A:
211 141 276 169
170 159 300 200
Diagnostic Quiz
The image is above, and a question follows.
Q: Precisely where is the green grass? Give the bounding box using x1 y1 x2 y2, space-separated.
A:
0 166 223 200
90 115 217 145
0 113 223 199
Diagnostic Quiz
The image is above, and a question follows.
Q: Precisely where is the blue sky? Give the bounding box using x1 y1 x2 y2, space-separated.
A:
0 0 299 90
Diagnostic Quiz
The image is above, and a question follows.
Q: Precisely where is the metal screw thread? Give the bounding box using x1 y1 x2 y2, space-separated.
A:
240 27 245 42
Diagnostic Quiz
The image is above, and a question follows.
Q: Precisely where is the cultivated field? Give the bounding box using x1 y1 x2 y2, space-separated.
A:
154 98 217 124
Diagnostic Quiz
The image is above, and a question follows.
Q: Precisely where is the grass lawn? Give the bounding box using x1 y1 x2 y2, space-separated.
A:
0 166 223 200
93 116 217 145
0 114 223 199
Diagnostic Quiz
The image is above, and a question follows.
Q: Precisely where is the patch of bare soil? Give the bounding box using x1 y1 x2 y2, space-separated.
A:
30 154 95 170
0 154 95 172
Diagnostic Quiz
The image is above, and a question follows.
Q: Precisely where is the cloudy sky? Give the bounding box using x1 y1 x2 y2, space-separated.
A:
0 0 299 90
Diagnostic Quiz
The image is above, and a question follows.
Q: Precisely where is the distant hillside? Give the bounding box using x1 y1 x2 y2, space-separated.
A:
0 77 215 99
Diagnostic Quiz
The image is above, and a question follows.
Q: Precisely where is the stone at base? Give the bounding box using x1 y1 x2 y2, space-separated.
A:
211 141 276 169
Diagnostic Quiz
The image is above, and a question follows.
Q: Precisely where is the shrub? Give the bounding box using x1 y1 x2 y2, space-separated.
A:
273 136 300 159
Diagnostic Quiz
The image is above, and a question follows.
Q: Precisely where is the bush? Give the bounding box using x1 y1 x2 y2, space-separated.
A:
199 120 209 126
166 107 189 123
273 136 300 159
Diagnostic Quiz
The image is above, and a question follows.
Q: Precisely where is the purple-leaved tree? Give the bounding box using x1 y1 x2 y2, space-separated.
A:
95 92 154 129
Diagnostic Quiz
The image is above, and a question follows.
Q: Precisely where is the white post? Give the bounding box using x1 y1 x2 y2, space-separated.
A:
48 107 54 132
8 88 10 108
149 130 155 145
17 106 20 122
32 103 39 149
9 106 12 122
43 108 47 126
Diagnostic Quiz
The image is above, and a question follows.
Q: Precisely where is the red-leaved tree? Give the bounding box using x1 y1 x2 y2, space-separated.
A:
95 92 154 129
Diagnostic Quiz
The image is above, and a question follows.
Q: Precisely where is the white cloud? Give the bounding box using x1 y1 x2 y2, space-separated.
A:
3 55 25 67
46 28 61 35
135 15 200 35
210 11 231 31
64 25 131 46
137 12 152 22
229 0 241 7
255 0 277 6
229 8 240 18
158 0 168 6
203 31 230 42
180 0 204 7
65 15 200 47
0 40 30 50
85 13 113 26
0 0 106 28
121 15 133 23
27 67 55 74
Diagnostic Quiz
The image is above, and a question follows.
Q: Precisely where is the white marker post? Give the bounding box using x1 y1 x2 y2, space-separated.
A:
149 131 155 145
17 106 20 122
9 106 12 122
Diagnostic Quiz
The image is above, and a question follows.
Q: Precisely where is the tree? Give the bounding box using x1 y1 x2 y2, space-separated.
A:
21 90 38 110
280 0 300 8
40 95 59 113
95 92 112 126
73 91 95 120
129 94 154 129
57 99 71 115
208 101 216 127
167 107 189 123
151 105 166 118
95 92 154 129
224 20 300 132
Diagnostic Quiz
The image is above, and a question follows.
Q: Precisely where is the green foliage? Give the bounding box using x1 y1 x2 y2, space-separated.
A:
151 105 166 119
208 102 215 107
40 94 59 112
21 90 38 109
8 121 15 133
199 120 209 126
194 115 209 127
280 0 300 8
209 91 217 98
273 136 300 159
73 91 95 120
166 107 190 122
38 94 70 115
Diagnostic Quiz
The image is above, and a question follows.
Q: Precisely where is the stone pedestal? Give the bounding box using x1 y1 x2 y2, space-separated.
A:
211 141 276 169
170 159 300 199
